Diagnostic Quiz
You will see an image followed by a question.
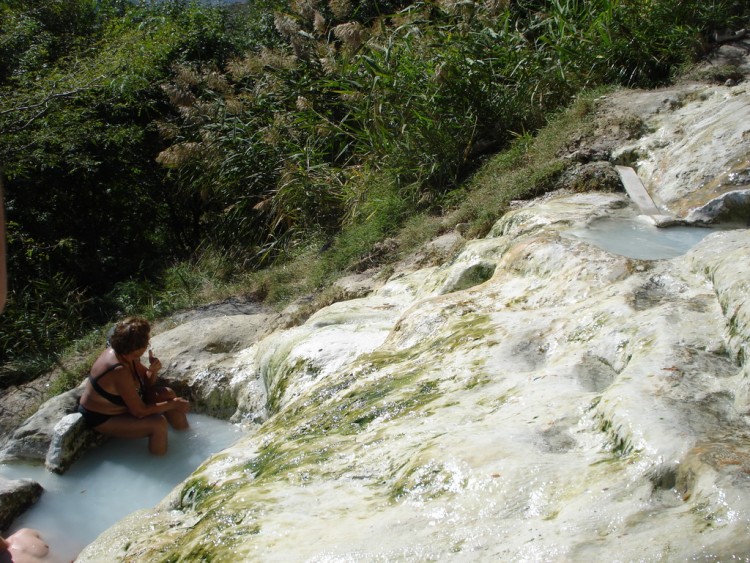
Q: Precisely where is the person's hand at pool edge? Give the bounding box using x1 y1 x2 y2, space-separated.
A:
0 528 50 562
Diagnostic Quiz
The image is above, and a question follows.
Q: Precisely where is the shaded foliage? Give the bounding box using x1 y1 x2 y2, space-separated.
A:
0 0 747 370
0 0 247 366
158 0 748 259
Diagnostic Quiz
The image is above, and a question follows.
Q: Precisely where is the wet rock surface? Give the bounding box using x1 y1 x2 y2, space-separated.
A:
0 389 81 465
602 40 750 223
78 191 750 562
74 41 750 560
0 476 42 530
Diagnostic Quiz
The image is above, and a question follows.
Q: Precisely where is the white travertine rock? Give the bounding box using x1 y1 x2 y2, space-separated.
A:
67 39 750 561
614 81 750 223
78 191 750 562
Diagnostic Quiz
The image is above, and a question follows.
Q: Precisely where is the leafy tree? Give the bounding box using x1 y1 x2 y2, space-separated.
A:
0 0 747 375
0 0 247 367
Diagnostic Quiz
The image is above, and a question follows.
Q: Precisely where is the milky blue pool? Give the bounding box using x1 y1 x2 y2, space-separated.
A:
0 414 244 563
566 217 722 259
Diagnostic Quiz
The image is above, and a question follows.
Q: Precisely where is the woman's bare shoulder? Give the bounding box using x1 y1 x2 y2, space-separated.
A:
90 348 125 375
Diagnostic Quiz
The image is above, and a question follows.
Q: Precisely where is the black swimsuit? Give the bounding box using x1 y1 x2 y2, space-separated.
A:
77 361 144 428
88 363 127 406
77 403 114 428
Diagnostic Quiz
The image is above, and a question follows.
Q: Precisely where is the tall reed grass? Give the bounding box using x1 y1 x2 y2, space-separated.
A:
159 0 746 264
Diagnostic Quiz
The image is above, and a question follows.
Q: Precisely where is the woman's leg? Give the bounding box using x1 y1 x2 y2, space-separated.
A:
164 409 189 431
96 413 169 455
145 386 189 431
144 385 175 403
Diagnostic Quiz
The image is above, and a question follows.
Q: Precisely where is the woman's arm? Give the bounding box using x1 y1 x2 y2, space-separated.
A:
114 366 188 418
132 349 162 387
145 349 162 385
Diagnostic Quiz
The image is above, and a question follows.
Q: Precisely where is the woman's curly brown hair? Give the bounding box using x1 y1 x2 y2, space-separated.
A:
109 317 150 355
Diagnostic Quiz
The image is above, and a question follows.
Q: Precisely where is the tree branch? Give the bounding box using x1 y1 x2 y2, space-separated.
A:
0 75 105 133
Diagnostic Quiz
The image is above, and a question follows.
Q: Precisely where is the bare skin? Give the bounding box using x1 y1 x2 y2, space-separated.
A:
0 529 49 562
79 346 190 455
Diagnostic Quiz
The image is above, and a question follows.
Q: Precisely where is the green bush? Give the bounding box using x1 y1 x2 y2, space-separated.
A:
1 0 747 372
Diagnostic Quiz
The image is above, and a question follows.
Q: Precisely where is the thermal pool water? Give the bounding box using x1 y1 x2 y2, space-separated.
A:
0 414 244 562
565 217 721 259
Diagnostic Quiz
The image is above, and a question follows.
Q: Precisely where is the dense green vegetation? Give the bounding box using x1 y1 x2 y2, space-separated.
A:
0 0 748 382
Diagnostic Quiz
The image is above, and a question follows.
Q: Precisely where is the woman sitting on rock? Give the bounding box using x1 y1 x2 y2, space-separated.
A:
77 317 190 455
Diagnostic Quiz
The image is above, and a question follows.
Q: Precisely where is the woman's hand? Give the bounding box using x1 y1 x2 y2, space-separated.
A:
144 385 175 404
2 528 49 562
146 349 162 378
170 397 190 414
